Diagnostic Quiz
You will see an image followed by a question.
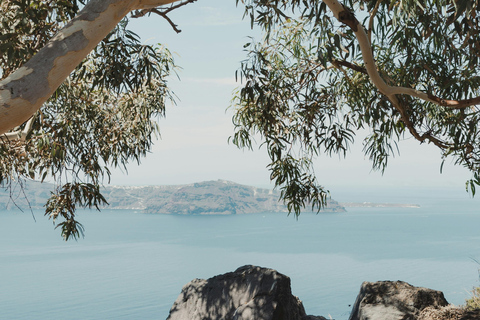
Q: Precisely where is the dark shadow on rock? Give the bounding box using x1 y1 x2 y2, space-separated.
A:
166 265 327 320
459 309 480 320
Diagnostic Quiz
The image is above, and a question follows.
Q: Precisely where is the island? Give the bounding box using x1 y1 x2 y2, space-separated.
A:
340 202 420 208
103 180 346 214
0 179 346 214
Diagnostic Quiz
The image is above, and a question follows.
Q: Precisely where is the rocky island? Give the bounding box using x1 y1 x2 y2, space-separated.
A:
0 179 345 214
103 180 346 214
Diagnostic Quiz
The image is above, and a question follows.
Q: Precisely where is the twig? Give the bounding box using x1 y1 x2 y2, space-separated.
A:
131 0 198 33
18 178 36 222
332 59 367 74
368 0 382 44
159 0 198 15
151 8 182 33
331 60 354 85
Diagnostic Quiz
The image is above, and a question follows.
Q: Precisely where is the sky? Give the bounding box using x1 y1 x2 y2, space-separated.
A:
109 0 476 196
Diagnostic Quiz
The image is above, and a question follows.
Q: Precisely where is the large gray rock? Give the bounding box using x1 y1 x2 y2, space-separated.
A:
349 281 449 320
166 265 326 320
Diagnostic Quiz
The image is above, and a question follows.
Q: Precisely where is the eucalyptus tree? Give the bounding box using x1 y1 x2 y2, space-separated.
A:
231 0 480 214
1 0 479 239
0 0 193 239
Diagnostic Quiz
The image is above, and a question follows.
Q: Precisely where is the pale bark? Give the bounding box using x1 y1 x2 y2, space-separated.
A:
323 0 480 111
0 0 181 136
323 0 411 101
323 0 479 148
2 116 34 142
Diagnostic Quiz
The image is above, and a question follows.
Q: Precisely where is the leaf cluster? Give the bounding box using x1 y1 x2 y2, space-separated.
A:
0 0 85 78
233 0 480 211
0 1 177 239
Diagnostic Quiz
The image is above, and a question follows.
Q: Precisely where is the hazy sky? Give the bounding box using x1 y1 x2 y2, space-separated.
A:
109 0 475 194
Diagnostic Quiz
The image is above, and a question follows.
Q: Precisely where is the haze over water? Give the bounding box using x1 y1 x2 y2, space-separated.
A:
1 185 479 320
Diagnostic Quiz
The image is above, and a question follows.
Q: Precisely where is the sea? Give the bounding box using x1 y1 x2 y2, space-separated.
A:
1 185 479 320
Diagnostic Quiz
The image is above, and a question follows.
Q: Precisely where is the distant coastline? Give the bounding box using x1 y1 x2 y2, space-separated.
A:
1 179 422 214
1 179 346 214
340 202 420 208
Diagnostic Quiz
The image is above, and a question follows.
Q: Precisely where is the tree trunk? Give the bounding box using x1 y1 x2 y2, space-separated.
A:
0 0 180 135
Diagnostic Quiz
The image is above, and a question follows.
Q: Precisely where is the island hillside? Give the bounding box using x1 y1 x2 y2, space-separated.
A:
0 180 345 214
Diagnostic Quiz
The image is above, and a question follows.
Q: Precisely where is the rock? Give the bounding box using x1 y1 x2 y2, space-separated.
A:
349 281 449 320
166 265 326 320
418 305 480 320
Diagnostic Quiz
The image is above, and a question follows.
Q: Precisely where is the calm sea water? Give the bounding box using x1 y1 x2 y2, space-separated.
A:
1 186 479 320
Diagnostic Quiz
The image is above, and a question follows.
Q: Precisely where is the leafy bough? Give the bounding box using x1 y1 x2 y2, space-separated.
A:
232 0 480 214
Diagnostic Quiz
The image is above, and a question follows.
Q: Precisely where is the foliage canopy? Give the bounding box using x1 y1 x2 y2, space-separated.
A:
231 0 480 214
0 0 176 240
1 0 480 238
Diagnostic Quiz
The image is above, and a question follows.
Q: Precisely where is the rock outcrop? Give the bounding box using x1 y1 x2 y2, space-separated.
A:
166 265 326 320
167 267 476 320
348 281 449 320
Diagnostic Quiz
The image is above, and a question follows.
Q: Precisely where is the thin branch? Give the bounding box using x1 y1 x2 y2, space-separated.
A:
159 0 198 15
389 95 450 149
332 62 480 110
18 178 37 222
324 0 480 112
385 84 480 109
331 60 354 85
131 0 198 33
151 8 183 33
368 0 382 44
332 59 367 74
323 0 452 150
425 94 480 109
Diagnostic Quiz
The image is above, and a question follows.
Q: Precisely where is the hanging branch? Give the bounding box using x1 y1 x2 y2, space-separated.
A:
322 0 479 150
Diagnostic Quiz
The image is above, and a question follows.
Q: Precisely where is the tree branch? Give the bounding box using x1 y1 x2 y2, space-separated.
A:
131 0 197 33
1 116 34 142
332 59 367 74
0 0 184 136
322 0 477 151
323 0 480 111
136 0 184 10
152 8 183 33
368 0 382 44
333 58 480 110
425 94 480 109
